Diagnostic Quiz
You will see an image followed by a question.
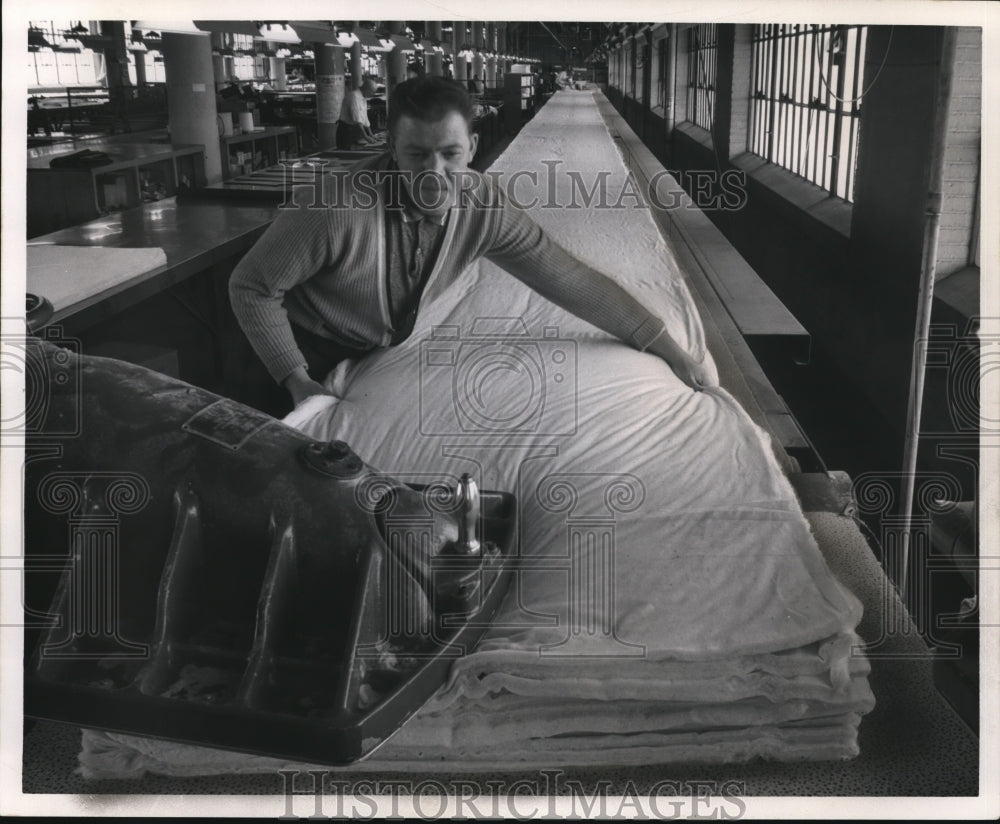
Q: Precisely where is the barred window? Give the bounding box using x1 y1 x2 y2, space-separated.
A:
29 19 90 49
686 24 717 131
749 24 868 202
657 37 669 110
626 42 636 98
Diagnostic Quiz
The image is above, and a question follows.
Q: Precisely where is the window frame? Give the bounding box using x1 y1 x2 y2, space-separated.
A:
686 23 718 132
747 23 868 203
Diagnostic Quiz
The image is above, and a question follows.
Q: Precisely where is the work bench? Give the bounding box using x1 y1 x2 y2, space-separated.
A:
27 196 280 395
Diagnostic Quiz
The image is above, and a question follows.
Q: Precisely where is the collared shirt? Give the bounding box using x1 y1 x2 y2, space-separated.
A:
384 184 449 344
339 88 370 127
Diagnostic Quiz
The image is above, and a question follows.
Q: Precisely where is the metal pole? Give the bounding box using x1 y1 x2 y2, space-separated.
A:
666 24 677 134
899 27 958 597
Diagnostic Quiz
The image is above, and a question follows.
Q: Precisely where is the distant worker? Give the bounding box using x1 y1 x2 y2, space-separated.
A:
337 77 378 148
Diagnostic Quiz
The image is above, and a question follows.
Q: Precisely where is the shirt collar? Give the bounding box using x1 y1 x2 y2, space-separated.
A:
398 183 449 226
380 157 449 226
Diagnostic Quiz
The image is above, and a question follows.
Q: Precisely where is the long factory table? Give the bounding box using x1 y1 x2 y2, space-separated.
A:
17 90 981 800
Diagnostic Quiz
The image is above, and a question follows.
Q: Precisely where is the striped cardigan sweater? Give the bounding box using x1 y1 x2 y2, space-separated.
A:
229 164 667 384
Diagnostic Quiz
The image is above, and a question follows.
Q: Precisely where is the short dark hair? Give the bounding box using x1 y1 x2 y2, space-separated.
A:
387 76 473 136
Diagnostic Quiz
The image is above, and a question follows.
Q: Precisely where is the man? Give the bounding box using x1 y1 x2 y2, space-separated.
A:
230 77 714 416
337 77 377 148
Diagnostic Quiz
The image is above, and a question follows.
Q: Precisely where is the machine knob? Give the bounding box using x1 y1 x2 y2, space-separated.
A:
301 440 364 479
455 473 481 556
328 440 350 459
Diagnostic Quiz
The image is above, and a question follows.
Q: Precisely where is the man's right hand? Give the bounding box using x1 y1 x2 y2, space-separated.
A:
282 366 335 406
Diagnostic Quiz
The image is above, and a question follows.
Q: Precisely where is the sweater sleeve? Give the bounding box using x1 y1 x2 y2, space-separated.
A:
229 203 332 383
482 187 666 351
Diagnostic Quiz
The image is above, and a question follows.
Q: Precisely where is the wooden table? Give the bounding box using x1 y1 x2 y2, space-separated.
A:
28 196 279 334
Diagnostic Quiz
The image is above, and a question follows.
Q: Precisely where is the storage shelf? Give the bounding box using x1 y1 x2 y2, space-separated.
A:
27 142 206 238
220 125 299 179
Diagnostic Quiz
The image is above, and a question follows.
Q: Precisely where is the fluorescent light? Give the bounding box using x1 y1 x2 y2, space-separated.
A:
259 23 300 43
134 21 206 35
386 33 416 53
288 22 338 44
194 21 262 37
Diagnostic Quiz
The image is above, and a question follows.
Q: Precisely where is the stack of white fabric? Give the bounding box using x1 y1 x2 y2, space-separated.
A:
78 90 873 778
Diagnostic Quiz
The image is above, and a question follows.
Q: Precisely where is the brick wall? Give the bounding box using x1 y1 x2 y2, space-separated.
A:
936 26 981 279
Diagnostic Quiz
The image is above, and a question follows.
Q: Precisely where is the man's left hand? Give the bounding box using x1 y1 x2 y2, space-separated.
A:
665 351 718 391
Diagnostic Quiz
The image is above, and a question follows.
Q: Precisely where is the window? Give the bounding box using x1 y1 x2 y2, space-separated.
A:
626 42 635 98
657 36 669 110
29 19 91 49
748 24 868 202
686 24 717 131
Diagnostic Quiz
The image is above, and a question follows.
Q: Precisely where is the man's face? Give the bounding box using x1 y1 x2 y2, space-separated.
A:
389 111 479 220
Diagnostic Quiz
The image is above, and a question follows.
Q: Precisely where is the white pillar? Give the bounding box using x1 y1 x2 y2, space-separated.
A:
162 32 222 183
269 56 287 90
315 44 345 149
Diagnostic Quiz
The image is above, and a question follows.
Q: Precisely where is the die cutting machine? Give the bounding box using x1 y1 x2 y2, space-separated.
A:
22 337 516 765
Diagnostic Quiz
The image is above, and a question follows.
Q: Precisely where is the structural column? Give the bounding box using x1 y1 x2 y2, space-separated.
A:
350 39 363 87
385 21 408 95
315 43 345 149
425 21 443 77
486 55 497 89
100 21 133 134
425 51 443 77
161 32 223 183
269 57 287 90
472 51 485 87
452 22 468 83
134 52 147 86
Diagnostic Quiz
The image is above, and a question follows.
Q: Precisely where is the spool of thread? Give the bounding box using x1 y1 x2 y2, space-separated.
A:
219 112 234 136
238 112 255 133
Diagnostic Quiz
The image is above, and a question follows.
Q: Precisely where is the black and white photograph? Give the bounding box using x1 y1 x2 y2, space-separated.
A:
1 0 997 818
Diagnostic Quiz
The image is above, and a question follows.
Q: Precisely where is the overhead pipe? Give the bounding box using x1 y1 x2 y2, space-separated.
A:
666 23 677 135
898 27 959 597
